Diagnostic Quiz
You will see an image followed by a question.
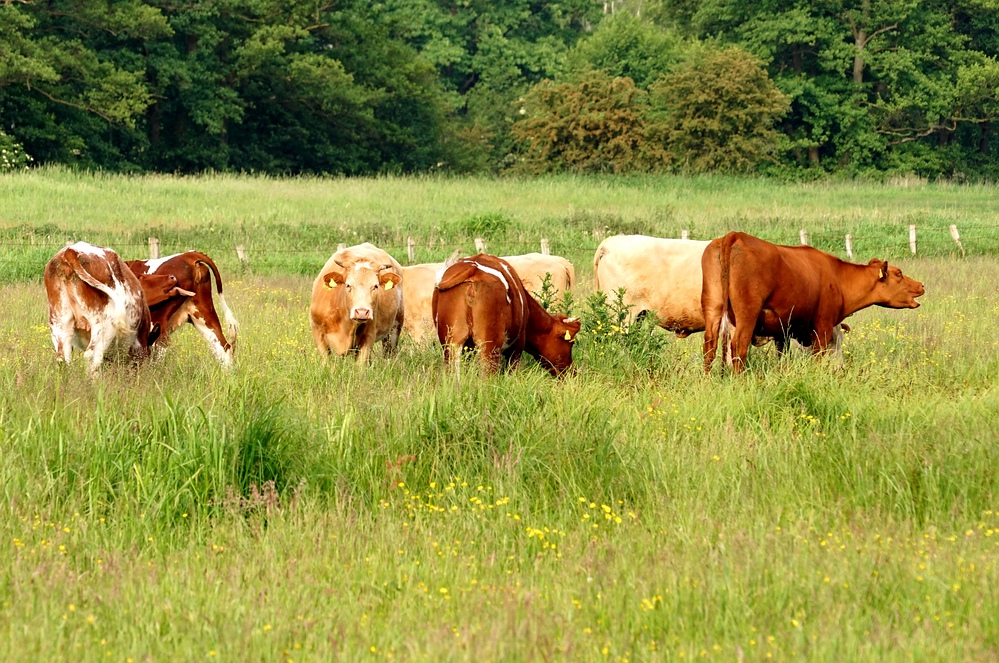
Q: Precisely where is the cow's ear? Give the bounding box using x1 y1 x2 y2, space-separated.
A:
380 271 401 290
878 261 889 280
322 270 345 289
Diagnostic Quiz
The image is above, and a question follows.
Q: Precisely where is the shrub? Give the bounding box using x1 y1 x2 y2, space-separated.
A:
648 46 790 173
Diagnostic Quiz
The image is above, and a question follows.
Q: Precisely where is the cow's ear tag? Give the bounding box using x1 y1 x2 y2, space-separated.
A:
564 330 573 341
384 280 394 290
326 278 337 289
878 269 884 279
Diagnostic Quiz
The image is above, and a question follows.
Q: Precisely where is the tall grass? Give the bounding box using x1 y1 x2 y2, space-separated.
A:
1 173 998 660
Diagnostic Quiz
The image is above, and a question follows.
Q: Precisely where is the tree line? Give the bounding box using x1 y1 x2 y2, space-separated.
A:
2 0 997 178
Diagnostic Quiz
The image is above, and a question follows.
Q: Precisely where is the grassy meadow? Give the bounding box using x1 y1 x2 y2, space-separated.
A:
1 169 998 661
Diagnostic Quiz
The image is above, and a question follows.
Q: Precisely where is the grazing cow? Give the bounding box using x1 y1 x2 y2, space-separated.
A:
126 251 239 367
44 242 161 374
310 243 404 364
593 235 709 336
404 252 575 344
433 254 581 376
701 231 924 374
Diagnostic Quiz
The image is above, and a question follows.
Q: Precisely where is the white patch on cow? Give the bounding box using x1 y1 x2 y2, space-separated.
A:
189 310 234 368
68 241 107 258
472 262 511 303
142 253 182 273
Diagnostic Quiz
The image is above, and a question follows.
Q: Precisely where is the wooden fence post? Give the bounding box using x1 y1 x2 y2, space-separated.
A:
407 237 416 263
540 238 550 255
236 244 247 270
148 237 160 260
845 233 853 260
949 224 965 257
909 224 917 255
475 237 486 253
799 229 809 245
681 229 689 240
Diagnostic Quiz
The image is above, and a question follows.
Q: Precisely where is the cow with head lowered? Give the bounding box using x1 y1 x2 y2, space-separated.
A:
310 243 404 364
432 254 581 376
701 231 924 374
404 252 576 345
126 251 238 367
44 242 162 375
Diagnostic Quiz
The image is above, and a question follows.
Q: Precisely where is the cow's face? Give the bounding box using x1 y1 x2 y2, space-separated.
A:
870 260 924 309
323 262 400 322
537 315 581 377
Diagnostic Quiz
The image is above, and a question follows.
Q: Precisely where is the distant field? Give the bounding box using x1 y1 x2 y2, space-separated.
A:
1 171 998 661
1 168 995 282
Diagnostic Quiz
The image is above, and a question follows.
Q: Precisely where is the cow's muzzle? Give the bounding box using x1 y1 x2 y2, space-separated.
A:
351 308 373 321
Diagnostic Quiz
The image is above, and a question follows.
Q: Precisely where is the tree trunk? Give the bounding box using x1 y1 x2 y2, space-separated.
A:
980 122 991 155
808 145 820 166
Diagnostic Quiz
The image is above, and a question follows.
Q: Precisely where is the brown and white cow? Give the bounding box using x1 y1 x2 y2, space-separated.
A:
126 251 239 368
310 243 404 364
433 254 581 376
701 231 925 374
403 252 575 345
44 242 161 375
593 235 709 336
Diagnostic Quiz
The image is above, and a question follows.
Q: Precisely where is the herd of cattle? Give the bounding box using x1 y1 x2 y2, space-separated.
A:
41 232 924 376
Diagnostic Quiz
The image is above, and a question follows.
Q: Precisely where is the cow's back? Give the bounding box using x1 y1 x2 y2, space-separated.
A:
501 253 575 299
593 235 710 334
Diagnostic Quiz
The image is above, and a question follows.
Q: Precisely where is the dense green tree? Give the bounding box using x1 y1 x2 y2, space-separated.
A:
648 46 789 173
510 70 664 174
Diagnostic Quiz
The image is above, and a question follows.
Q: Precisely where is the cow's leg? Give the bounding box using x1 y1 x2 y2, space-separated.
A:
311 325 331 359
476 340 502 374
189 311 233 368
810 323 836 355
702 307 723 373
727 303 761 375
381 318 401 357
51 324 75 364
84 325 116 375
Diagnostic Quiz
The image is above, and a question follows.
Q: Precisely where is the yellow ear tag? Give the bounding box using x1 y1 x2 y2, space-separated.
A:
384 280 394 290
325 279 337 290
878 269 884 279
564 331 573 341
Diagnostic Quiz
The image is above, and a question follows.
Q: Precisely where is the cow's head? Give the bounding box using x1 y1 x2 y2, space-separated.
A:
535 315 581 377
323 260 401 322
869 259 924 309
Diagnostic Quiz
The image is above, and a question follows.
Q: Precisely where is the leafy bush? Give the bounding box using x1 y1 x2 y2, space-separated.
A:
648 46 790 173
510 71 667 174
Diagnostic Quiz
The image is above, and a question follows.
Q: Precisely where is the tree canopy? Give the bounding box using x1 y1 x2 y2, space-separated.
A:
1 0 998 177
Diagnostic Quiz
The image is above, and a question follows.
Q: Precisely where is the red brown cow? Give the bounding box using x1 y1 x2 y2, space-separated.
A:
701 232 924 374
126 251 239 368
310 243 404 364
432 254 581 376
44 242 161 375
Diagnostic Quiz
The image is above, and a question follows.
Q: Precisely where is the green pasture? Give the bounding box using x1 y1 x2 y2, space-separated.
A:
1 170 998 661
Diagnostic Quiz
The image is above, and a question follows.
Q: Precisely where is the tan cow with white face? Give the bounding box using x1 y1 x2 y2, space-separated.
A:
44 242 161 375
310 243 404 364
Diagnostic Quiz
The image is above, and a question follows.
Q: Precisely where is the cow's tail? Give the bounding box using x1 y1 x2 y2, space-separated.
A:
563 260 576 291
592 244 607 292
63 248 132 335
718 233 737 366
197 254 239 348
